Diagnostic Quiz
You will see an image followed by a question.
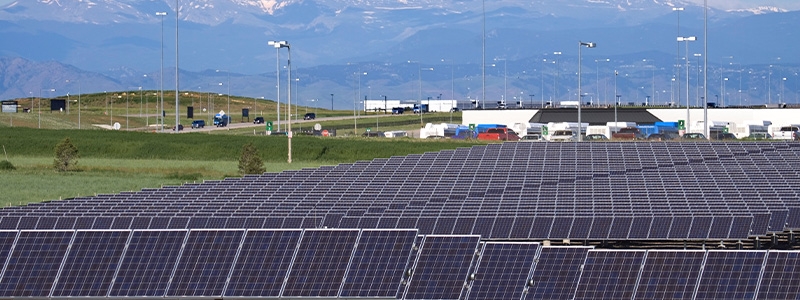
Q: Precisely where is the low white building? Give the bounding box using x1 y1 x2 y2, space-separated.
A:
363 99 458 112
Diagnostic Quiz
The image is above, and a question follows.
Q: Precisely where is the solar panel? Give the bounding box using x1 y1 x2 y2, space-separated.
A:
526 246 592 300
0 230 74 297
694 250 766 300
466 242 539 300
404 235 480 300
574 249 646 300
109 230 188 297
0 230 18 265
224 229 302 297
635 249 705 299
281 229 360 297
166 229 245 297
756 250 800 299
51 230 131 297
340 229 417 298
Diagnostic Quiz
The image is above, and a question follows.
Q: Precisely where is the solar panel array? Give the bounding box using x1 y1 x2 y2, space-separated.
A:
1 229 797 299
1 141 800 298
3 142 799 241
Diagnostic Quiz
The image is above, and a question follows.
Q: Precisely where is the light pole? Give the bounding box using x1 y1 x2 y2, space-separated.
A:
674 7 684 106
493 58 507 104
268 40 282 132
355 71 366 134
156 11 167 132
694 53 702 107
643 59 655 107
330 93 334 111
596 59 609 105
269 40 291 163
39 88 55 128
577 41 596 142
216 69 230 116
678 36 696 133
614 70 618 133
174 0 180 134
553 51 562 101
66 79 81 129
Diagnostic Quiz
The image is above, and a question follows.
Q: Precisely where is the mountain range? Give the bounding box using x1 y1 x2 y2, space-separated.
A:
0 0 798 107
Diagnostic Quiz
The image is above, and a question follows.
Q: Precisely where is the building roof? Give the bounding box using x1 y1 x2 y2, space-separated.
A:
529 108 663 125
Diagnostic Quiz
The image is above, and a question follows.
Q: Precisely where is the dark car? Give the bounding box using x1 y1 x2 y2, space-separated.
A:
253 117 265 124
681 133 706 140
303 112 316 120
362 131 384 138
583 134 609 141
391 107 404 114
713 132 738 140
191 120 205 128
647 133 677 141
173 124 184 131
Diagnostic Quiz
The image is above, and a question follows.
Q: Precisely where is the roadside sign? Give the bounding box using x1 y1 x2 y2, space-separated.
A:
366 128 371 132
542 125 549 136
469 124 476 131
723 127 729 133
678 120 685 130
266 121 273 131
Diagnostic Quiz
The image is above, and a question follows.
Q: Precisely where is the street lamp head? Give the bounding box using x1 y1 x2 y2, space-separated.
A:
553 51 562 55
677 36 697 42
156 11 167 16
673 7 684 11
268 40 289 49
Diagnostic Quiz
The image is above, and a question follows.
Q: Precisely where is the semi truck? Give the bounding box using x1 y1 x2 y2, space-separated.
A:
213 111 232 127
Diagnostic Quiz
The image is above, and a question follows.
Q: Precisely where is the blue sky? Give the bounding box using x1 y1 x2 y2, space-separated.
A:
1 0 799 11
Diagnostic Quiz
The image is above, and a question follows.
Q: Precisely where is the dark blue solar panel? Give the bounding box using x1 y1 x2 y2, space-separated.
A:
510 216 534 239
34 216 57 229
667 216 692 239
688 216 712 239
608 216 632 239
452 217 476 235
635 250 705 299
0 231 18 272
467 242 539 300
472 217 495 237
404 235 480 300
51 230 131 297
109 230 188 297
648 216 672 239
628 217 652 239
433 217 456 235
224 229 302 297
526 247 591 300
695 250 766 300
74 216 95 229
549 217 573 239
111 217 133 229
0 216 20 229
588 217 612 239
568 217 592 240
707 216 733 239
0 230 74 297
282 229 360 297
54 217 77 229
756 251 800 299
340 229 417 298
491 217 515 239
166 230 245 297
574 250 646 300
529 216 553 239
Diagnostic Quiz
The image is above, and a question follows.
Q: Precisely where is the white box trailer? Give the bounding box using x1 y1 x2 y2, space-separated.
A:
512 123 547 138
420 123 461 139
544 122 588 141
730 123 770 139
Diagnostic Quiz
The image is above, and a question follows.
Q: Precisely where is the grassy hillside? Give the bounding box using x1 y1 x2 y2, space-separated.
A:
0 127 484 205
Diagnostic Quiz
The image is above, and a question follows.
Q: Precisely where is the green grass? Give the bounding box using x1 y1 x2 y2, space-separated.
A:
0 127 484 206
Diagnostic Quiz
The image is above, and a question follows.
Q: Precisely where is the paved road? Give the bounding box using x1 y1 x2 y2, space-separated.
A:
184 113 404 133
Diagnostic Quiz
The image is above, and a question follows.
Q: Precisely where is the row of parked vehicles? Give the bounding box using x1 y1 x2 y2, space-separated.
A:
419 120 800 142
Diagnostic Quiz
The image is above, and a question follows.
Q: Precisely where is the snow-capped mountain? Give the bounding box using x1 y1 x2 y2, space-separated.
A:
0 0 797 103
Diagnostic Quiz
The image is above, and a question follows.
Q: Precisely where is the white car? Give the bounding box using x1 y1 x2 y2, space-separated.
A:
549 130 578 142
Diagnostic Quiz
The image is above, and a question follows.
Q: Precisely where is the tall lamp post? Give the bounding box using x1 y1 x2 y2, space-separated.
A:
678 36 696 133
355 71 366 134
577 41 596 142
216 69 230 116
39 88 55 128
268 40 291 163
553 52 562 101
330 93 334 111
66 79 81 129
156 11 167 132
267 40 282 132
613 70 619 133
174 0 180 134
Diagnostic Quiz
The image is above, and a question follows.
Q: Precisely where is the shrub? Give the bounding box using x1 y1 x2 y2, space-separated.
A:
238 142 265 175
0 160 15 171
53 137 79 172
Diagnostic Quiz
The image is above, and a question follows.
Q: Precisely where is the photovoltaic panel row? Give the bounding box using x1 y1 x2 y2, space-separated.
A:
52 230 131 297
634 250 705 299
281 229 361 297
694 250 767 300
465 242 540 300
166 229 245 297
340 229 417 298
224 229 301 297
525 246 593 300
0 230 74 297
110 230 187 297
574 250 647 300
404 235 481 300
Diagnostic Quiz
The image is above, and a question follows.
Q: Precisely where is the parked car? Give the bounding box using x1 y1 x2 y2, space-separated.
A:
746 132 772 140
253 117 265 124
681 133 707 140
647 133 677 141
713 132 738 140
584 134 609 141
303 112 316 120
520 134 544 142
191 120 205 128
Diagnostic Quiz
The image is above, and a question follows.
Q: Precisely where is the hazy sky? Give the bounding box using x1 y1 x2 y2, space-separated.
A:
1 0 799 11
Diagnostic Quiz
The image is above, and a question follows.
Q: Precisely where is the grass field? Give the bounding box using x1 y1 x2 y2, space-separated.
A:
0 127 482 206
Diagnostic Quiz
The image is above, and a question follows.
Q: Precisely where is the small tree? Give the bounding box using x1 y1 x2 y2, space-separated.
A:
239 142 265 175
53 137 79 172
